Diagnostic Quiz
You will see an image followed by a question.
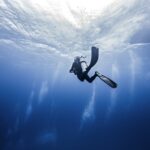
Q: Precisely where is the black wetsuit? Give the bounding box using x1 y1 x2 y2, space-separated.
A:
70 60 97 83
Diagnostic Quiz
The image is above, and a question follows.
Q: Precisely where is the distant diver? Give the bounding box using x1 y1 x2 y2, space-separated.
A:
69 46 117 88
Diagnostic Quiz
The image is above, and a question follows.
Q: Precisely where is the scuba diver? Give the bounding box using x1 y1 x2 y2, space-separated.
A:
70 47 99 83
69 46 117 88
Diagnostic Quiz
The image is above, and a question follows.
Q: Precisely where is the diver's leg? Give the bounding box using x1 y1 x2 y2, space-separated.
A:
85 66 91 73
84 73 97 83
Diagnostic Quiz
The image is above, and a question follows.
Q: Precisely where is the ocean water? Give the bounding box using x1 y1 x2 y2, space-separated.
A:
0 0 150 150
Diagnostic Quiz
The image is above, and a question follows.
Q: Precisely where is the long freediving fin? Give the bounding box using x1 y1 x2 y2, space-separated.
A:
97 72 117 88
86 47 99 71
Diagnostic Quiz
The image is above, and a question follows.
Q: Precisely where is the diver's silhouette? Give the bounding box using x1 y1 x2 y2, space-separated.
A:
70 46 118 88
70 47 99 83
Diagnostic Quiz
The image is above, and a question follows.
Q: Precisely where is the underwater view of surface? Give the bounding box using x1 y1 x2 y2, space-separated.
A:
0 0 150 150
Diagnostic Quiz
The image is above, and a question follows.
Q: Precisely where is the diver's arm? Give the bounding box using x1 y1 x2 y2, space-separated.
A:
70 67 73 73
69 63 75 73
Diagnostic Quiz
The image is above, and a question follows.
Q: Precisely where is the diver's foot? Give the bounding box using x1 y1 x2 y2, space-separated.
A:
95 71 102 77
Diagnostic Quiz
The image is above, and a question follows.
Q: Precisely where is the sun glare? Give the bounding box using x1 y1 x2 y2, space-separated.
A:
29 0 115 14
24 0 116 27
66 0 116 12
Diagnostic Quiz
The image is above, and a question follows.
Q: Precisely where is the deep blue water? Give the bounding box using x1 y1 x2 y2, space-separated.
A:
0 45 150 150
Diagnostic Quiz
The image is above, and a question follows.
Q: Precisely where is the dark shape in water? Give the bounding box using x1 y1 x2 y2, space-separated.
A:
69 46 117 88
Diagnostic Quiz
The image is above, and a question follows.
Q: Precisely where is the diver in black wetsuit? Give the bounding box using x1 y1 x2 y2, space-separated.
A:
70 46 118 87
69 47 99 83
